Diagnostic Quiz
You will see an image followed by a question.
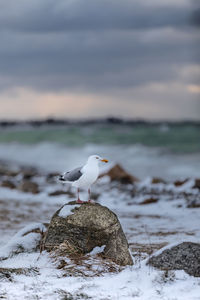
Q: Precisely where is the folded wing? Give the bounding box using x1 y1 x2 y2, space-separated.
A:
59 167 83 182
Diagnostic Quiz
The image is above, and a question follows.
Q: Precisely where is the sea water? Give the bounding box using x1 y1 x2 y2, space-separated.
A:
0 122 199 180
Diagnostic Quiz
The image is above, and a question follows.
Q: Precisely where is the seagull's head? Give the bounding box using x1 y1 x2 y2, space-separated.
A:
87 155 108 164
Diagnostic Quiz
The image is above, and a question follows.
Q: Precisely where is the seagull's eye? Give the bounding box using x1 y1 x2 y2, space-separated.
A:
96 157 99 159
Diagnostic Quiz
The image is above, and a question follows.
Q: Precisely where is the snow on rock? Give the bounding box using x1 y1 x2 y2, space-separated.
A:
58 204 80 218
90 245 106 255
148 238 200 258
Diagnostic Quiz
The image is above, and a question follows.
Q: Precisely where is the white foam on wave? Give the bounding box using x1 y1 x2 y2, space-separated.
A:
0 142 200 179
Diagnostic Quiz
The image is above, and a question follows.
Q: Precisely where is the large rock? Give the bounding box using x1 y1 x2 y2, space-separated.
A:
44 202 133 266
148 242 200 277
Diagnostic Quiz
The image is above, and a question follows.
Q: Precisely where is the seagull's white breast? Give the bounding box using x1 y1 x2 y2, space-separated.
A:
72 162 99 189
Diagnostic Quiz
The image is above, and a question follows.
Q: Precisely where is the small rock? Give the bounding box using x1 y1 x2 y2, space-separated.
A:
102 164 139 184
44 202 133 266
148 242 200 277
0 166 19 177
151 178 166 184
18 181 39 194
174 179 188 187
1 180 16 189
140 197 158 205
46 172 60 183
22 168 37 180
187 200 200 208
48 190 75 197
193 179 200 190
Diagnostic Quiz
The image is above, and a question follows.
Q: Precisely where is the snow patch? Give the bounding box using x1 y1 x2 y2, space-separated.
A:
0 223 46 260
90 245 106 255
58 204 80 218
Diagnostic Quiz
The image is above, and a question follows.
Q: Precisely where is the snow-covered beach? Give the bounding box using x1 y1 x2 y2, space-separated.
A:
0 123 200 299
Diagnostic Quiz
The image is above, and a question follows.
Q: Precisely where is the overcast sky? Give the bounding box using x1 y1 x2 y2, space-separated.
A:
0 0 199 120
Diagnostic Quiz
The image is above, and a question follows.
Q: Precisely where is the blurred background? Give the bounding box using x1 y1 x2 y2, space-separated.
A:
0 0 199 179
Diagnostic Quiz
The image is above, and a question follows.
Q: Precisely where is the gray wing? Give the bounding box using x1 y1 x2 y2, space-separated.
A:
59 167 83 182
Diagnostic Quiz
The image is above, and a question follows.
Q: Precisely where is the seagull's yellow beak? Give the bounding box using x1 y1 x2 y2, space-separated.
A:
101 158 108 163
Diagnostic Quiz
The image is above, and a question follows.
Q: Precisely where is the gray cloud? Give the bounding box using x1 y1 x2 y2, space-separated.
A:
0 27 199 92
0 0 199 120
0 0 194 33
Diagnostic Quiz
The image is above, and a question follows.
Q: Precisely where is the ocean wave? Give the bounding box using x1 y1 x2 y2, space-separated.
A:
0 142 200 180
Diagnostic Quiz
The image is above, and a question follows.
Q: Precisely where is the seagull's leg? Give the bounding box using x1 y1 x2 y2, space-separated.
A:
88 188 92 203
76 188 83 204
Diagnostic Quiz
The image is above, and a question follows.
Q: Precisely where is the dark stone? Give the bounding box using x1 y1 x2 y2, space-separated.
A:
193 179 200 190
48 190 75 197
46 172 60 183
187 199 200 208
18 181 39 194
151 178 166 184
0 166 19 177
139 197 158 205
174 179 188 187
44 202 133 266
21 168 37 180
148 242 200 277
1 180 16 189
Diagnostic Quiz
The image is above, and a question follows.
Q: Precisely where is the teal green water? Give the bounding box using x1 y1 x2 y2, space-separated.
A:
0 124 199 153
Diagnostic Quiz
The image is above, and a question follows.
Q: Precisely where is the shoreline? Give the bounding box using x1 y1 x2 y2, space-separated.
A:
0 117 200 127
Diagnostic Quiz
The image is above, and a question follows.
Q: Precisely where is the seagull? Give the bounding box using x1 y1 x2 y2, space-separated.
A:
59 155 108 203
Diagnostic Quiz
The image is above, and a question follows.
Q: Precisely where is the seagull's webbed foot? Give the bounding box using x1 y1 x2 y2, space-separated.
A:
88 199 94 203
76 199 84 204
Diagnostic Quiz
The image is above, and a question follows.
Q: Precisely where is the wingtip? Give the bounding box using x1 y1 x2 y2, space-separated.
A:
58 175 65 181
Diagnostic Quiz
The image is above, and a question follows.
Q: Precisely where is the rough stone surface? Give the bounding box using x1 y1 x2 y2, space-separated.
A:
44 202 133 266
148 242 200 277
